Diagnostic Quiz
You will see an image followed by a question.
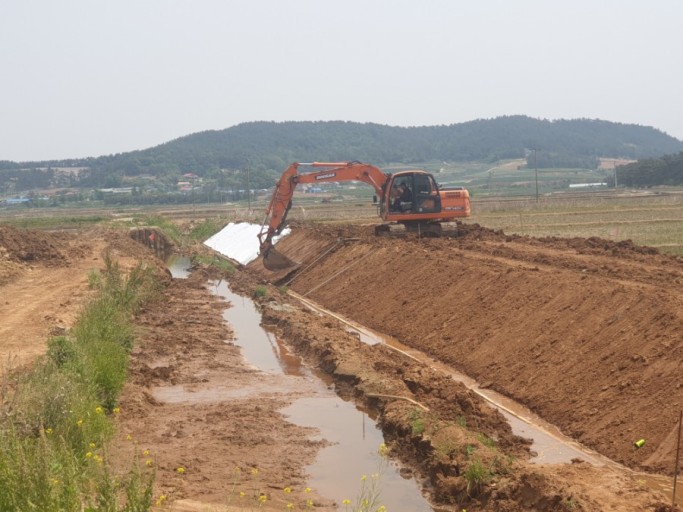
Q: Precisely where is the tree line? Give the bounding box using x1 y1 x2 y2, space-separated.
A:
3 116 683 192
616 152 683 186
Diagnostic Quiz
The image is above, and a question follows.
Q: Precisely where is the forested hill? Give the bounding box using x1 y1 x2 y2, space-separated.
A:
2 116 682 185
616 152 683 186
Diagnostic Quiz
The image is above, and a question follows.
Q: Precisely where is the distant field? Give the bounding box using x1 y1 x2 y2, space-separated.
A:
2 188 682 255
469 192 683 254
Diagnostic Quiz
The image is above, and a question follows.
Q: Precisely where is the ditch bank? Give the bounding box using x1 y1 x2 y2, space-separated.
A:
247 222 683 476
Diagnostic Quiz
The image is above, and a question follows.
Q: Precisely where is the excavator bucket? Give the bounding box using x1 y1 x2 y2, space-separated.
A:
263 247 299 272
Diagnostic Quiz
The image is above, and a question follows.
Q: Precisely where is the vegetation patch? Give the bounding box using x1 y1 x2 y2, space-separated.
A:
0 256 161 510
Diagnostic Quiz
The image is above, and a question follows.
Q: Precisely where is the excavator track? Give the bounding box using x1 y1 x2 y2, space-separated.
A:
375 222 448 237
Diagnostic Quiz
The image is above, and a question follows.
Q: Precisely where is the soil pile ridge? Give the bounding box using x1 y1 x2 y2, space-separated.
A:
249 222 683 474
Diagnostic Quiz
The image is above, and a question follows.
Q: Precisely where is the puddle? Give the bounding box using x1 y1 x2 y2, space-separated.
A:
210 280 297 375
154 384 268 403
166 254 192 279
283 397 432 512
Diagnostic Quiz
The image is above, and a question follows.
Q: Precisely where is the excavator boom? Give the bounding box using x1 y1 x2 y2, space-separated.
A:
258 162 389 270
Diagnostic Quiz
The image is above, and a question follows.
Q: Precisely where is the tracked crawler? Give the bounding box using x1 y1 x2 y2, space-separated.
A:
258 161 471 270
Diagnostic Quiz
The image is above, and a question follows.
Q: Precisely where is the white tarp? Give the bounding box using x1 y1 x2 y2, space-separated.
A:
203 222 290 265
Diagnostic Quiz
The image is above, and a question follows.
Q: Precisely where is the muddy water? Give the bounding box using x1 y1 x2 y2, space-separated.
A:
166 254 192 279
208 280 434 512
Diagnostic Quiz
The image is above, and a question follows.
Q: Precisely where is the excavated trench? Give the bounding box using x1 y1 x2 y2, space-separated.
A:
242 222 683 508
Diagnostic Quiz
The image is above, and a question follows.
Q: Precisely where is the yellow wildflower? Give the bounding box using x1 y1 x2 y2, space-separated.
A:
89 442 96 449
126 434 133 441
342 499 351 505
76 419 83 428
305 487 312 493
143 449 150 456
250 468 259 476
378 443 388 456
146 459 153 467
258 495 267 503
286 504 294 510
284 487 292 494
113 407 121 414
306 499 314 508
45 428 53 435
85 452 93 459
95 406 103 415
176 467 185 474
239 492 246 498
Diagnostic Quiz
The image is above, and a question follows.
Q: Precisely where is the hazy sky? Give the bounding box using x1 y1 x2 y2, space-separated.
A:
2 1 682 162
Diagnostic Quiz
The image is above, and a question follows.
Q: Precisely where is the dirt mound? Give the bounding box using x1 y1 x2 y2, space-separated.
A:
0 224 80 284
0 224 69 264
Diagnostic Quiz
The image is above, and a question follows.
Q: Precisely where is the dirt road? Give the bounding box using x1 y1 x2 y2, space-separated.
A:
0 222 679 511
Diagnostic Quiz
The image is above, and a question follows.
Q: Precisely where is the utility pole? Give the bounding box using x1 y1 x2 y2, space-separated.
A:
534 149 539 202
246 162 251 212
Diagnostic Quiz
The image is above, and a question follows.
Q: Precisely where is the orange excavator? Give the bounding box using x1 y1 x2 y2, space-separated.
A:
258 161 470 270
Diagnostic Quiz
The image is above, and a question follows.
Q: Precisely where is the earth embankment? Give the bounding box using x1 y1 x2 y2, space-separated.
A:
249 222 683 474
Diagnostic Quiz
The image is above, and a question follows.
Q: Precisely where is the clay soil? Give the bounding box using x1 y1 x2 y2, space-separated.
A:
1 221 681 511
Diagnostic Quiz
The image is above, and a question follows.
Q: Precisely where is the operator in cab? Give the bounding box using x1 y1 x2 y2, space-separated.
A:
391 183 413 212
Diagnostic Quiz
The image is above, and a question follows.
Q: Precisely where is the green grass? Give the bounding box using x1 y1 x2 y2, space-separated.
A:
463 458 491 497
131 214 182 244
0 215 107 230
0 255 160 510
253 285 268 298
193 254 235 273
186 218 225 242
408 409 426 436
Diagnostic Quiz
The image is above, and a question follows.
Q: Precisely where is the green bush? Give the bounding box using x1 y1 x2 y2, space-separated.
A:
463 458 491 496
253 285 268 298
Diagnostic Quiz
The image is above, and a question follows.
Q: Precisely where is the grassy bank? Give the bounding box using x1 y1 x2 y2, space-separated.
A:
0 256 160 511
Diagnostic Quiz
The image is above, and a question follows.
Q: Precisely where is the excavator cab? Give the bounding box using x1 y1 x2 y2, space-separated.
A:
383 172 442 217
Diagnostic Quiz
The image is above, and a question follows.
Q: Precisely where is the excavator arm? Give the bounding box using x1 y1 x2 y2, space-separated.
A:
258 161 388 270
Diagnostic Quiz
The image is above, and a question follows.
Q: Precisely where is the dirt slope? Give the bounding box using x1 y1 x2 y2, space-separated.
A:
249 222 683 474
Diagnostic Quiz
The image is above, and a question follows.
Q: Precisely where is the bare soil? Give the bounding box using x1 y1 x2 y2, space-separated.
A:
1 222 680 511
